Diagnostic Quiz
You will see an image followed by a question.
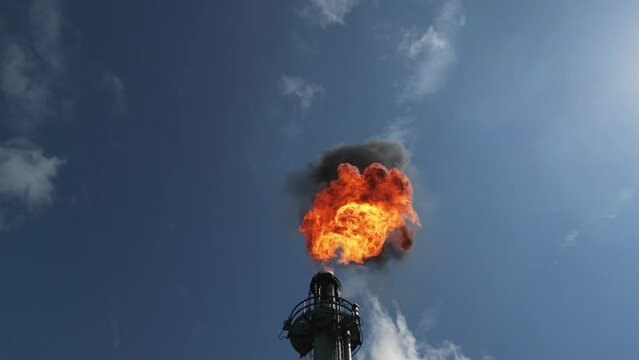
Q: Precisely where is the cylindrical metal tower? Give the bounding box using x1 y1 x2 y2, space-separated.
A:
283 271 362 359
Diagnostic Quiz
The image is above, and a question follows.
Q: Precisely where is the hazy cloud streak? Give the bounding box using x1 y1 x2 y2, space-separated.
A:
300 0 359 28
383 116 416 147
557 229 579 255
604 188 635 220
398 0 465 102
1 42 54 131
280 75 323 114
0 0 68 131
29 0 65 72
103 70 127 114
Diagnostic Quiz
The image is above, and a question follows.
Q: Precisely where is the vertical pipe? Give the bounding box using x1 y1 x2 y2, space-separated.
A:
313 331 338 360
344 331 352 360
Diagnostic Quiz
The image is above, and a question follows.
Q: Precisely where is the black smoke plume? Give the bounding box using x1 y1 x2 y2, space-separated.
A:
289 138 408 196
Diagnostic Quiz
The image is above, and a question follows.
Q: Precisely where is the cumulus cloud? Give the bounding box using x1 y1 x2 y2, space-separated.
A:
0 140 65 213
280 75 323 113
300 0 359 28
398 0 465 102
361 296 470 360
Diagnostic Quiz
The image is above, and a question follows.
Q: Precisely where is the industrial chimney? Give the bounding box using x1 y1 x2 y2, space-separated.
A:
282 271 363 359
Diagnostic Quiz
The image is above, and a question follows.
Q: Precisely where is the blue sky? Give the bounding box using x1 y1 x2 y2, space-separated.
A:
1 0 639 359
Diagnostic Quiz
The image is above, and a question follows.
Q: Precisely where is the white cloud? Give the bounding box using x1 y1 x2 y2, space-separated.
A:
1 0 65 131
1 42 53 131
400 27 449 60
418 302 443 332
557 229 579 255
604 188 635 220
360 296 471 360
0 0 71 230
280 75 323 113
0 139 65 211
555 188 634 255
300 0 359 28
29 0 65 72
103 70 127 114
398 0 465 102
0 0 125 230
2 0 126 129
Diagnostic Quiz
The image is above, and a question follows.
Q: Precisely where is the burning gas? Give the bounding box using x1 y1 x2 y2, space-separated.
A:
299 162 421 264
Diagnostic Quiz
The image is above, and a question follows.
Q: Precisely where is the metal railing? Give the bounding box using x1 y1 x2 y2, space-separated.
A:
288 295 359 323
285 295 363 357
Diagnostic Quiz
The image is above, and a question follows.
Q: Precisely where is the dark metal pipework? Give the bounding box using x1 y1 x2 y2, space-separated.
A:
282 271 363 359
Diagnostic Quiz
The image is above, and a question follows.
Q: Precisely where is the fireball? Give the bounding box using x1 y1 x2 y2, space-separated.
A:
299 163 421 264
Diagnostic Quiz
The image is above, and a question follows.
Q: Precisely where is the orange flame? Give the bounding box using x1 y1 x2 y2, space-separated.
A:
299 163 421 264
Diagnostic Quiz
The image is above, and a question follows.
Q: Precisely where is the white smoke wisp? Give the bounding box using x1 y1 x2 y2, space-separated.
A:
355 296 470 360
